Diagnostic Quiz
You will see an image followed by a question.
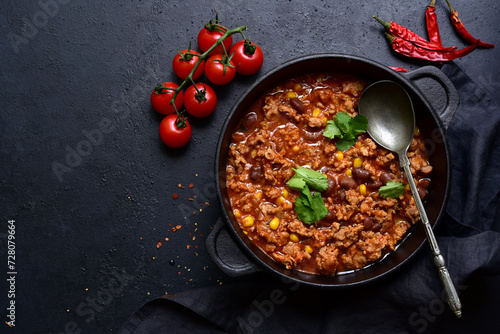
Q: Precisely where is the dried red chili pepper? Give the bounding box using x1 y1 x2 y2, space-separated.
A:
385 32 479 62
425 0 443 46
445 0 494 48
389 66 409 73
374 16 456 51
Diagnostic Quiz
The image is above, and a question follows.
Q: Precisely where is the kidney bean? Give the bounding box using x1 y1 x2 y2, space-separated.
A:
363 216 374 230
289 97 306 114
380 172 392 185
366 180 383 189
323 177 337 197
418 178 430 189
250 165 264 182
339 176 358 189
417 186 427 200
301 128 324 141
371 223 382 233
243 112 258 129
352 167 371 180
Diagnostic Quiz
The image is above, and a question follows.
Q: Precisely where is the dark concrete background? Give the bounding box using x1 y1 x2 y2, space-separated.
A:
1 0 499 332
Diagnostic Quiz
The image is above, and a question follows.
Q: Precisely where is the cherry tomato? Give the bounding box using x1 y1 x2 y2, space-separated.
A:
184 83 217 118
197 25 233 57
150 82 183 115
229 40 264 75
159 114 192 148
172 49 205 80
204 54 236 85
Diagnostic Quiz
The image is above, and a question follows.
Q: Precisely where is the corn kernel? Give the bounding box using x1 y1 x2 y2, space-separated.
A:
293 83 302 91
269 217 280 230
353 157 363 168
254 192 263 200
286 91 297 98
242 216 254 227
336 151 344 161
355 141 361 148
292 145 300 152
346 169 352 177
405 184 410 191
359 184 367 195
312 108 322 117
289 233 299 242
276 196 286 206
304 245 313 254
322 117 328 127
282 188 289 198
415 126 420 136
234 209 242 219
283 201 293 210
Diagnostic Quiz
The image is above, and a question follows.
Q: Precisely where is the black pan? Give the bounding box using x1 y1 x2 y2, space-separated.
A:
211 54 456 288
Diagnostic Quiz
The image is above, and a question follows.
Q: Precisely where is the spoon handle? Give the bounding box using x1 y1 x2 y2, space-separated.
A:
399 154 462 318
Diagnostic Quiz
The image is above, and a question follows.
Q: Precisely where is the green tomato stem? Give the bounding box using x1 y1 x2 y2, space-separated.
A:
169 25 247 113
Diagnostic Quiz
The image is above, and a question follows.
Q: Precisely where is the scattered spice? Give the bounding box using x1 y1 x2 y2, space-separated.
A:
187 245 191 249
172 225 182 232
445 0 494 48
173 193 179 199
157 240 162 249
189 183 194 188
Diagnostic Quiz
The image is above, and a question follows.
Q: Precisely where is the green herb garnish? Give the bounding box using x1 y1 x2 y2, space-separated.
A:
286 166 328 192
294 184 329 225
323 112 368 151
379 181 405 198
286 166 329 225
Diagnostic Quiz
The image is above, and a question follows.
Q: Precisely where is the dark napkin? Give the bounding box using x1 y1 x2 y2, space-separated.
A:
119 62 500 334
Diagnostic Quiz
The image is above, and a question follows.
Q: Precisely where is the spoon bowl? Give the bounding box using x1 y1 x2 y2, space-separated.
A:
358 80 462 318
358 81 415 152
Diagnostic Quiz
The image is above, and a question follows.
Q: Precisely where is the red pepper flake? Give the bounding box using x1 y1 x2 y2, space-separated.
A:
172 225 182 232
165 237 169 241
188 183 194 188
173 193 179 199
178 184 182 188
186 245 191 249
188 198 194 201
193 236 196 241
157 241 162 249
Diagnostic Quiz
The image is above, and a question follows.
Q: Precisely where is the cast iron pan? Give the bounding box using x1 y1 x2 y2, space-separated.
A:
210 54 457 288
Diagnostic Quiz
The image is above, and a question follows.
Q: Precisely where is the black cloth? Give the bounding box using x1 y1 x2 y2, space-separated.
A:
119 62 500 334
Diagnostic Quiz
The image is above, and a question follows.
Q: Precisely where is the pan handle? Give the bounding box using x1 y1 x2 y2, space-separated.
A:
206 218 262 277
404 65 459 130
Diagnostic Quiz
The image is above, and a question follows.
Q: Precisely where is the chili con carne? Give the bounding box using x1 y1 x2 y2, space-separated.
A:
374 16 456 51
385 32 479 62
445 0 495 48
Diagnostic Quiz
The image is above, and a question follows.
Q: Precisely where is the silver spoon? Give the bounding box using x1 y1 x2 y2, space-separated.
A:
358 80 462 318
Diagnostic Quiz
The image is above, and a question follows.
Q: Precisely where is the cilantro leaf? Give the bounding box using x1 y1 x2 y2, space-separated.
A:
333 112 351 133
323 120 342 139
379 181 405 198
294 185 328 225
323 112 369 151
349 115 369 134
286 174 306 191
288 166 328 192
335 133 357 151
